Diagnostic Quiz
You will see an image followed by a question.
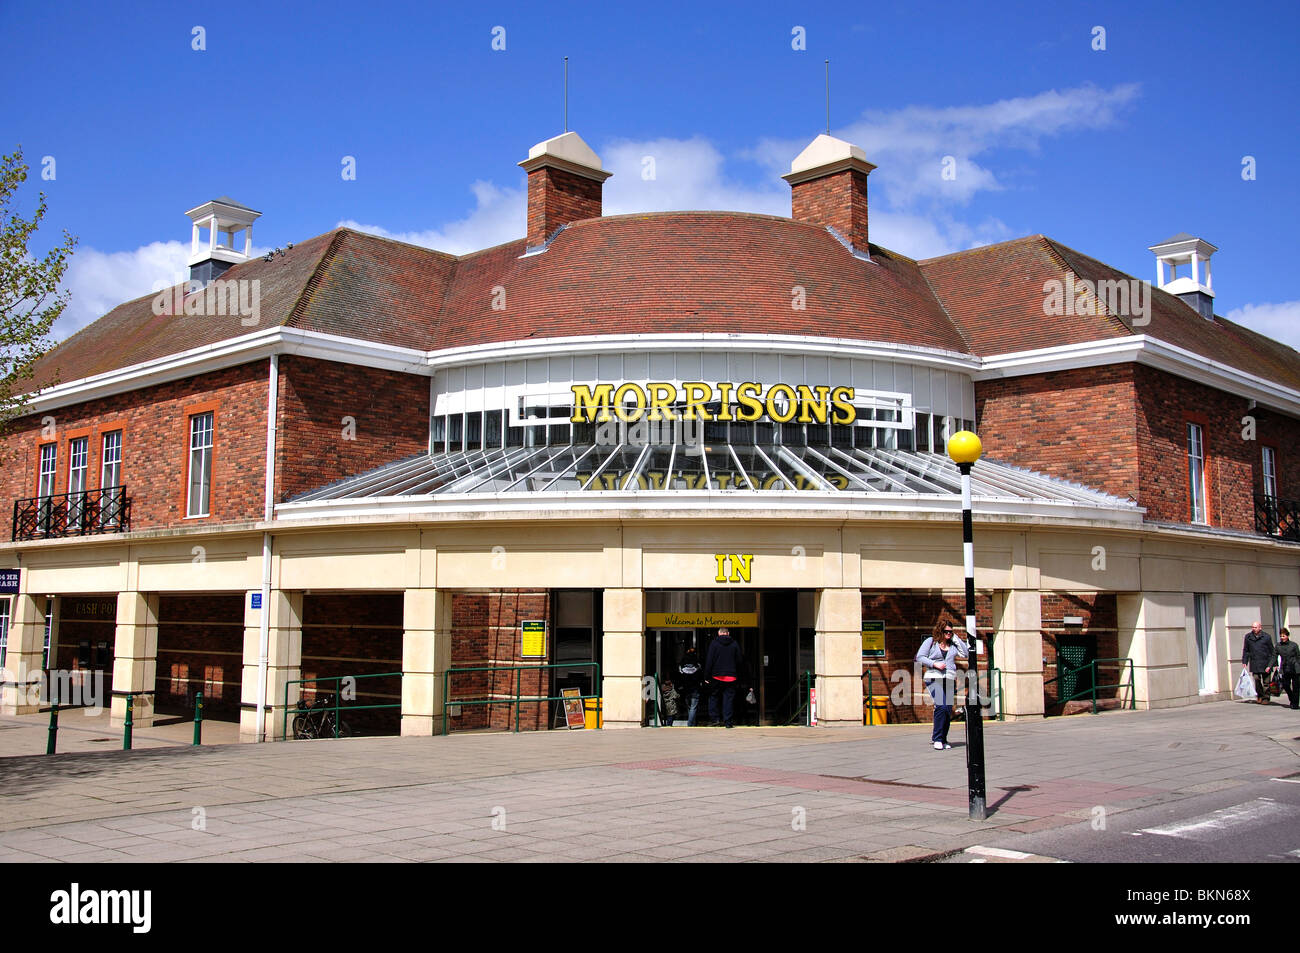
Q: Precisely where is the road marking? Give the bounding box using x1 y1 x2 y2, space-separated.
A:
1270 778 1300 784
966 845 1032 859
1140 799 1300 842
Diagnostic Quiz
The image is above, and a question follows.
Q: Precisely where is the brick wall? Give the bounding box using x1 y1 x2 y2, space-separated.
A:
975 364 1140 501
300 593 403 735
1 361 270 538
526 167 603 247
156 594 244 720
861 590 995 725
790 167 871 250
447 589 552 732
1040 592 1118 712
275 356 430 501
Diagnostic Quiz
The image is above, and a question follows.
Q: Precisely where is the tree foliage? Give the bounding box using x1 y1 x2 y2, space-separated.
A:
0 146 76 432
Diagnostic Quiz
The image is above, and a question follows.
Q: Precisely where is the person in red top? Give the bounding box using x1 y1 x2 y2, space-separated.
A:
704 627 745 728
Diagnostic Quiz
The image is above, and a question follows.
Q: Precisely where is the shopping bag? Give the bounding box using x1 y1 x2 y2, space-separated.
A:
1234 669 1257 700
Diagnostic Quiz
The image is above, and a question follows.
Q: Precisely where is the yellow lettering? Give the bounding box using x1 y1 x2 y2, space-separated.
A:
766 383 797 423
613 383 647 422
647 382 677 422
682 382 714 421
570 384 614 423
715 382 735 421
830 386 856 424
736 382 764 422
796 385 830 423
714 554 728 583
729 554 753 583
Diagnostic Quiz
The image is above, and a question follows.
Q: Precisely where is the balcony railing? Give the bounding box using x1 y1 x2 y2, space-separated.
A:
12 486 131 541
1255 494 1300 542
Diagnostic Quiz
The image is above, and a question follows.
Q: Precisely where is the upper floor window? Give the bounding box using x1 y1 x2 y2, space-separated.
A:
38 444 56 497
187 412 214 517
1187 422 1207 524
101 431 122 488
1262 446 1278 500
67 437 88 495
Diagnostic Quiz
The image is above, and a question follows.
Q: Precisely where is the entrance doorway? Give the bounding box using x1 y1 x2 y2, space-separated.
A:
644 589 810 726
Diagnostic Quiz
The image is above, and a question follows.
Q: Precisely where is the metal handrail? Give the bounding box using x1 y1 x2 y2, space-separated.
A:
283 671 402 740
1043 657 1136 713
12 485 131 541
442 662 601 734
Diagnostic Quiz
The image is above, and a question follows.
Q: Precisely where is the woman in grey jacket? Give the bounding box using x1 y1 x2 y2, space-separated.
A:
916 620 968 750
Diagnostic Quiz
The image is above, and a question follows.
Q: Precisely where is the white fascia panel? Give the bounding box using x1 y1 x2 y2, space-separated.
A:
975 335 1300 418
424 333 981 374
24 327 430 414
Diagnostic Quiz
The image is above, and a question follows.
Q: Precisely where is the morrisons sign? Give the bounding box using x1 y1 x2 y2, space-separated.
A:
569 382 858 425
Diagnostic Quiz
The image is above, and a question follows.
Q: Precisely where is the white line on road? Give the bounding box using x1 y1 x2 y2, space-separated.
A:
966 845 1032 859
1140 799 1300 842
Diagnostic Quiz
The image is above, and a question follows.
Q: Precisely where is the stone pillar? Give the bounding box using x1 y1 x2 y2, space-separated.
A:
241 590 302 742
814 588 864 727
991 590 1044 720
401 588 452 737
1118 592 1195 710
0 594 46 715
111 592 158 728
601 588 644 729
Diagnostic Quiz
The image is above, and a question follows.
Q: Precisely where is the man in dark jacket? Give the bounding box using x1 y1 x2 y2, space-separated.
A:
1278 628 1299 710
1242 621 1276 705
704 628 745 728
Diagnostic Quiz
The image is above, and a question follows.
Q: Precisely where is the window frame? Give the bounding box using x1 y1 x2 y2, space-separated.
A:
183 403 218 519
1186 419 1209 524
1262 445 1278 501
100 429 123 489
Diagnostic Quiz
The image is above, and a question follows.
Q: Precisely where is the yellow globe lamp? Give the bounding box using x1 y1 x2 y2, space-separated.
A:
947 430 983 466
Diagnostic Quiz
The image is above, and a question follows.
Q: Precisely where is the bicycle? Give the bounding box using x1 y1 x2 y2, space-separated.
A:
291 693 355 739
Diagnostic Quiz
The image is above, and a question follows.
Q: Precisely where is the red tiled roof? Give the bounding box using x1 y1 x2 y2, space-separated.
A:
920 236 1300 391
434 212 968 352
31 215 1300 395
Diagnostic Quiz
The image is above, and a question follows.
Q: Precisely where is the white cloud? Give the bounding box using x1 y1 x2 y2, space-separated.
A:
339 181 523 256
54 83 1140 340
54 240 189 341
1226 300 1300 352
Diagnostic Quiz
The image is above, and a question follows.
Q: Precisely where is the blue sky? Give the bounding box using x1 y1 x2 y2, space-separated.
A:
2 0 1297 347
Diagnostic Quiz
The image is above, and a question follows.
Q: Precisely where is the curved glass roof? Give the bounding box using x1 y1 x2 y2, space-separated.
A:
288 442 1136 512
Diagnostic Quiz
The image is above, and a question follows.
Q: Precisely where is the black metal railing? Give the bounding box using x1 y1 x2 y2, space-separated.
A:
12 486 131 541
1255 494 1300 542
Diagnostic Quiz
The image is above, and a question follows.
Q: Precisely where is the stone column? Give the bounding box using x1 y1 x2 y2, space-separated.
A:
241 590 302 742
401 588 452 737
111 592 158 728
991 590 1044 720
601 588 644 729
0 594 46 715
1117 591 1195 710
814 588 864 727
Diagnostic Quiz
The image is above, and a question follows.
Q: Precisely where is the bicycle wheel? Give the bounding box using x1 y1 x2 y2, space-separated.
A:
292 714 315 739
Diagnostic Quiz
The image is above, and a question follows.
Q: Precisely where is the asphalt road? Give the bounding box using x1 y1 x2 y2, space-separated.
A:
948 770 1300 863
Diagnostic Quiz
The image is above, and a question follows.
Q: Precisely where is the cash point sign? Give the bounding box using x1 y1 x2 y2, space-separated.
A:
569 382 858 425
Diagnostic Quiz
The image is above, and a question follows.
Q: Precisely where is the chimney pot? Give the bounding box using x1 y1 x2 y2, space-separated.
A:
519 131 611 249
783 134 876 255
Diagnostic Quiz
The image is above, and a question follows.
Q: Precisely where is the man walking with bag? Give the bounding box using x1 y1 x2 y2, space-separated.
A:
1278 628 1298 710
1242 621 1276 706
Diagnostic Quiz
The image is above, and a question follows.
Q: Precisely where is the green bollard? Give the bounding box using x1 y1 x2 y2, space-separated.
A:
123 694 133 750
47 703 59 755
193 691 204 746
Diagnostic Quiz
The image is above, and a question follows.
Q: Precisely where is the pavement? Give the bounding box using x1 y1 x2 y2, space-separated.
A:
0 700 1296 863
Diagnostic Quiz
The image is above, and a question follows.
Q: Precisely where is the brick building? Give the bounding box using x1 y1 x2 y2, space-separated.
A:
1 131 1296 739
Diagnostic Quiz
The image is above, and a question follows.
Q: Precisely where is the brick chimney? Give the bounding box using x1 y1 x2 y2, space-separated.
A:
518 131 611 249
782 134 876 256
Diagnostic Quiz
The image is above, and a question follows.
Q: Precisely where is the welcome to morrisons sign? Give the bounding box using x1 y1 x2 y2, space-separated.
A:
569 382 859 425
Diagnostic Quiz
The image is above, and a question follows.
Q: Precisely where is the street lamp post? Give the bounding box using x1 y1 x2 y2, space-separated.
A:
948 430 987 821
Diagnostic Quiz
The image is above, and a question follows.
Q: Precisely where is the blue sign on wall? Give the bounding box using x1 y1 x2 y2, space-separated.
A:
0 569 19 595
250 592 263 610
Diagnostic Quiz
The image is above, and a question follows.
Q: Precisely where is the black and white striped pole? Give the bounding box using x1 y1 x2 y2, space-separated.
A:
948 430 987 821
